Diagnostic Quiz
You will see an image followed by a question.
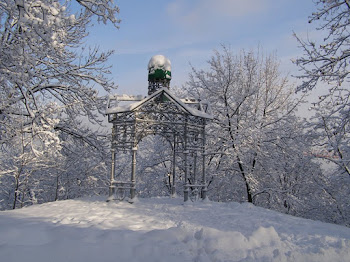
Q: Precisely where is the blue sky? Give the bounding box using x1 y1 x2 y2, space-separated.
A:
87 0 317 96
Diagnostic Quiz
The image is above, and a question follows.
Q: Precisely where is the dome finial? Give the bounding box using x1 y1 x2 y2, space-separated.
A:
147 55 171 95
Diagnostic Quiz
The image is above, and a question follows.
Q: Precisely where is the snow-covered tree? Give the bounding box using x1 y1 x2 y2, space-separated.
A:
0 0 120 209
186 46 320 213
136 135 174 198
294 0 350 176
0 103 62 209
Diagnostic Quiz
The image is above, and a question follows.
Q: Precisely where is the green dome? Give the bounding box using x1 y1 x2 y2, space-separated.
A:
148 55 172 82
148 68 171 81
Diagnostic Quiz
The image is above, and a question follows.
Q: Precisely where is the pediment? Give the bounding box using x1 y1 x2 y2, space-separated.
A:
106 88 212 119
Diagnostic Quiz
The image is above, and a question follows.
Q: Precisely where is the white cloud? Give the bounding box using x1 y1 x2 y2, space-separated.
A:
167 0 270 30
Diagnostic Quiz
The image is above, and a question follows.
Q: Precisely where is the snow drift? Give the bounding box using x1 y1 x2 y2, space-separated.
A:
0 197 349 262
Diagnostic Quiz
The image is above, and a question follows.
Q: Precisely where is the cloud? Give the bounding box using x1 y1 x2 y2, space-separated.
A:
167 0 270 30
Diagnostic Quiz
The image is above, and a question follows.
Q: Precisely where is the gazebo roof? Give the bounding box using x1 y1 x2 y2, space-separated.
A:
106 88 213 119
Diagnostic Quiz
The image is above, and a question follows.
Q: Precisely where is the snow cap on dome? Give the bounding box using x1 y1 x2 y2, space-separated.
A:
148 55 171 73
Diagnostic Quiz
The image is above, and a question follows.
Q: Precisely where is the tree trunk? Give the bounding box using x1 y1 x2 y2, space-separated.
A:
241 171 253 203
12 175 20 209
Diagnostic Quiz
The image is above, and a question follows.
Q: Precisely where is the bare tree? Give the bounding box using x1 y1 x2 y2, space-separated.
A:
294 0 350 176
186 46 318 211
294 0 350 92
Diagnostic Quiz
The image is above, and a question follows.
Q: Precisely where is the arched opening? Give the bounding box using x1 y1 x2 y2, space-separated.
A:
136 135 175 198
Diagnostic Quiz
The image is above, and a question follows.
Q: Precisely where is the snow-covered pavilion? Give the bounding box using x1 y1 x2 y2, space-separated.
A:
106 55 212 202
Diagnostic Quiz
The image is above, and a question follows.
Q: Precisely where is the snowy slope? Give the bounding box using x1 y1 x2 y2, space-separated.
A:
0 197 349 262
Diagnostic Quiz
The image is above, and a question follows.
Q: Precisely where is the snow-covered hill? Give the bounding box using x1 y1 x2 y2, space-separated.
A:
0 197 349 262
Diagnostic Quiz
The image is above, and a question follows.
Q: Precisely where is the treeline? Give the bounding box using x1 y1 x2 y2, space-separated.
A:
0 0 349 227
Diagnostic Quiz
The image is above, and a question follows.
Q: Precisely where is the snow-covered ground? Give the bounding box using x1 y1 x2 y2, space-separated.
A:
1 197 350 262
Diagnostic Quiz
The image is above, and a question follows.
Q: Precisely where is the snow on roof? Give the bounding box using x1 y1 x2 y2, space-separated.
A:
106 88 213 119
108 94 144 101
148 55 171 72
161 89 213 119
